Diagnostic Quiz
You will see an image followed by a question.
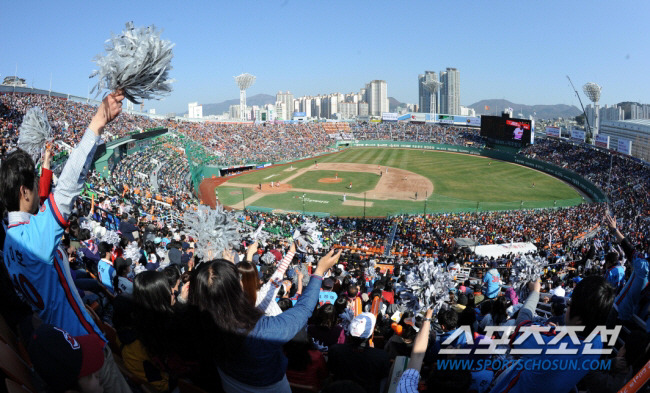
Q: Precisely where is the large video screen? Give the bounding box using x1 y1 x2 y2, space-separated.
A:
480 115 533 145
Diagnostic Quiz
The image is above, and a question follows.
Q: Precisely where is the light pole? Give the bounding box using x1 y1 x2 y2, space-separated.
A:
241 188 246 211
424 190 428 215
583 82 602 138
363 192 366 218
234 73 256 121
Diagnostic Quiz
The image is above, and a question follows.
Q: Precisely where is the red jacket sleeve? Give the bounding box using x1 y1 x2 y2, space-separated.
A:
39 168 53 204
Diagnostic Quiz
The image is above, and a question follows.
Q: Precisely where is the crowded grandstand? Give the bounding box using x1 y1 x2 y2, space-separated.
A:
1 90 648 393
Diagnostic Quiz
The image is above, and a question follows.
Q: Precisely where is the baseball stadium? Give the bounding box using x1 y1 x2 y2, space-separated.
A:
2 10 649 393
203 146 588 217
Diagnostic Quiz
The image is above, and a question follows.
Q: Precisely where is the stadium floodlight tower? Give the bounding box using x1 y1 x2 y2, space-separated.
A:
234 73 256 121
422 80 442 117
583 82 602 136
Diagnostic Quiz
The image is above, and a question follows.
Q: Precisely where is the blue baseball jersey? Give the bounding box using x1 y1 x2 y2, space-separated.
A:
483 269 501 299
97 259 116 293
319 290 338 306
3 196 105 341
605 265 625 289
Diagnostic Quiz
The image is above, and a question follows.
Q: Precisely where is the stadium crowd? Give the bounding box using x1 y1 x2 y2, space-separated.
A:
351 122 486 147
0 91 648 393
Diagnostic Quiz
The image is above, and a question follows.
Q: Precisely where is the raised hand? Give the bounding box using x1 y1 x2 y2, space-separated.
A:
314 249 343 276
90 89 125 135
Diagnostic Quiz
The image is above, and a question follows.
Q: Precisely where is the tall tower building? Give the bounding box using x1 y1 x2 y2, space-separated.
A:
366 80 388 116
440 68 460 115
418 71 438 113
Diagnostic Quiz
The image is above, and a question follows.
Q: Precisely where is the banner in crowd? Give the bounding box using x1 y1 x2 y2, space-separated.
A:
570 129 586 143
617 138 632 155
381 112 398 122
594 134 610 148
473 242 537 259
545 126 561 138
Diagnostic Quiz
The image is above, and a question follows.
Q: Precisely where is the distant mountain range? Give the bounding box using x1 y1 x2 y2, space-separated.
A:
191 94 276 116
468 99 581 119
186 95 582 120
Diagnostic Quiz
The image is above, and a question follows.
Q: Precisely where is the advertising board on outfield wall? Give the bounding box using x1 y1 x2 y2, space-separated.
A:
594 134 610 149
570 129 586 143
545 126 561 138
617 138 632 155
341 140 607 202
381 112 398 121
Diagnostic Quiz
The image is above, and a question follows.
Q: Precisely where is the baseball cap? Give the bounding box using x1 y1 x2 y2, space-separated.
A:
322 278 334 290
28 324 105 392
115 257 132 271
350 312 376 339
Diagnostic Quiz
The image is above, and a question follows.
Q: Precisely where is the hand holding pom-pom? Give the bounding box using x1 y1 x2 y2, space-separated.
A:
90 22 175 104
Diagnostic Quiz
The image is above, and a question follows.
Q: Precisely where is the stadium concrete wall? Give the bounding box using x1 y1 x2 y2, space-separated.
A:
338 140 608 203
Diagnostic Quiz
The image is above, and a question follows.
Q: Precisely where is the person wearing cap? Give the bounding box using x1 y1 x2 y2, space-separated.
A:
29 324 106 393
318 277 338 306
327 312 390 393
472 283 485 305
482 261 501 299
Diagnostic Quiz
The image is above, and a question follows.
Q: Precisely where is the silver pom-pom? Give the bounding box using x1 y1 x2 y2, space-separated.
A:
124 242 141 263
248 222 269 247
261 252 276 265
292 221 323 253
510 255 547 300
183 205 240 260
90 22 175 104
18 107 52 164
101 230 120 247
404 261 454 314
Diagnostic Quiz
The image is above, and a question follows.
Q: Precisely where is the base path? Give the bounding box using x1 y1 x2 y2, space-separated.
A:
312 163 433 200
223 162 434 207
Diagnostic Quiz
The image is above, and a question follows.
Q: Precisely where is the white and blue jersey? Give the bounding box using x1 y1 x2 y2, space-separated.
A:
605 265 625 290
4 197 105 341
97 259 115 293
483 269 501 299
4 128 104 342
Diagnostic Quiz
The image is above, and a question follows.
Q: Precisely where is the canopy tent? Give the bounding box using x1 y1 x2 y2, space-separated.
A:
472 242 537 259
453 238 477 248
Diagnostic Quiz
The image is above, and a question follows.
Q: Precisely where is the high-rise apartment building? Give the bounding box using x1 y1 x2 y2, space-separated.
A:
188 102 203 118
275 91 295 120
418 71 438 113
440 68 460 115
366 80 388 116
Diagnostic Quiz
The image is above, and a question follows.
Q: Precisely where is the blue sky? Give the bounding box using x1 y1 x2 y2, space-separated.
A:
1 1 648 114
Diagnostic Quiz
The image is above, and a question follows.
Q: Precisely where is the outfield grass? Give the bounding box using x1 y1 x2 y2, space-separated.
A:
213 186 256 206
218 148 583 216
287 170 380 193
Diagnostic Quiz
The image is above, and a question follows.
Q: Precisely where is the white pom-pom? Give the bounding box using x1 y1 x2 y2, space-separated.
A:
293 221 323 253
101 230 120 247
124 242 141 263
18 107 52 164
510 255 547 299
90 22 175 104
183 205 240 261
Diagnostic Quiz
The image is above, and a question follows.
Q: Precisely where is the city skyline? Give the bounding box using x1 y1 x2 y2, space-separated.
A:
1 1 649 114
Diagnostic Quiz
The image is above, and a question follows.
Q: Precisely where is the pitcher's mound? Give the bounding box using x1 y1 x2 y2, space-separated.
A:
259 183 293 193
319 178 342 183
